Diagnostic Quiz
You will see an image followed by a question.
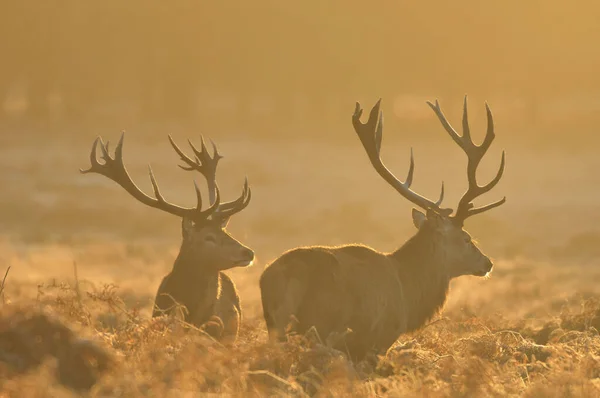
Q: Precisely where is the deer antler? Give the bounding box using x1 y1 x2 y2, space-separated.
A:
168 135 222 204
352 99 450 215
168 135 252 221
427 96 506 225
80 132 221 223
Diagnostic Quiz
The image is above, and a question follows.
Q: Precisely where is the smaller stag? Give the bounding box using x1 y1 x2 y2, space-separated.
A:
81 133 253 342
260 97 506 361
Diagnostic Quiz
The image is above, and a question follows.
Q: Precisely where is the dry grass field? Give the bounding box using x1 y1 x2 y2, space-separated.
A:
1 123 600 397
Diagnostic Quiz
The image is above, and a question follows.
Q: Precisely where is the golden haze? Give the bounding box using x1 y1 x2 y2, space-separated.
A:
1 2 600 396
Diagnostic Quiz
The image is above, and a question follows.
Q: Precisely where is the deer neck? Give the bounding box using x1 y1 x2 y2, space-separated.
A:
167 243 220 320
390 229 450 332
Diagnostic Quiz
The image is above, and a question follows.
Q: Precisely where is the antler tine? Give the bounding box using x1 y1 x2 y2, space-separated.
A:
461 96 472 142
167 134 199 172
168 134 253 222
352 100 449 214
481 102 497 152
467 196 506 218
168 134 222 205
435 182 445 207
216 177 252 219
202 180 222 217
80 137 102 174
81 132 216 223
427 97 506 224
148 164 179 208
426 99 463 148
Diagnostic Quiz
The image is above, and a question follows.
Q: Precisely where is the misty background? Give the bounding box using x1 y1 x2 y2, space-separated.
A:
1 2 599 291
1 1 599 148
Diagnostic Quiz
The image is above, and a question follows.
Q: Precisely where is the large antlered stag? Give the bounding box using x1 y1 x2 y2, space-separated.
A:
259 97 506 361
81 133 253 342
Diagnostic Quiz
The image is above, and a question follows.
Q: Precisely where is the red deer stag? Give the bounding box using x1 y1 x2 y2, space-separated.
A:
260 97 506 361
81 133 253 342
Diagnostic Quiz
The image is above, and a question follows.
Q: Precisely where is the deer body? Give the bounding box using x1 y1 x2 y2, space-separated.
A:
154 269 241 340
81 133 253 343
261 244 413 360
260 97 505 361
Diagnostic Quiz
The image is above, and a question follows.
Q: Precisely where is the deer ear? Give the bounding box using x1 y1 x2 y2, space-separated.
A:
412 208 427 229
220 216 231 229
424 208 448 230
425 207 440 219
182 218 195 239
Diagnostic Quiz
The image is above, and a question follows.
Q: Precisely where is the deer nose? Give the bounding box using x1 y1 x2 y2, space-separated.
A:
484 259 493 272
241 248 255 262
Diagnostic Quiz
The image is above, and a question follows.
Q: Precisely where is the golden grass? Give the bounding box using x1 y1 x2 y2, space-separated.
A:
2 259 600 397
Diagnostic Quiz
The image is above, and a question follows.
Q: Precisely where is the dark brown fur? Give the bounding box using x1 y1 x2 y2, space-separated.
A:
153 270 241 341
260 210 491 361
152 218 252 343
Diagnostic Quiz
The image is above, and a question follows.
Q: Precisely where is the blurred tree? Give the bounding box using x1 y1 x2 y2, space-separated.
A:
1 0 600 140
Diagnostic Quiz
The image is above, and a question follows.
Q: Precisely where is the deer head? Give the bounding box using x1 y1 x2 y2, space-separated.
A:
352 96 505 278
80 133 254 271
168 135 254 270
